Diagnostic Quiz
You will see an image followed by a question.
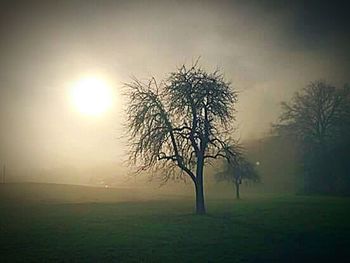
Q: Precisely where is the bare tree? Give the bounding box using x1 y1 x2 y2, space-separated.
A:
276 81 349 149
215 147 259 199
275 81 350 193
124 63 238 214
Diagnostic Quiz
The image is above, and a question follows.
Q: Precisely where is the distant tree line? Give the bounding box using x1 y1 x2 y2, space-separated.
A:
275 81 350 195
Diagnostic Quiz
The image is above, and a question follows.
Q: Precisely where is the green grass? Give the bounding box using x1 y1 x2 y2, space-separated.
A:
1 183 350 262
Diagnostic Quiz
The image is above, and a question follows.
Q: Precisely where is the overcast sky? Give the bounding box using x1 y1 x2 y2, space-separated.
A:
0 0 349 173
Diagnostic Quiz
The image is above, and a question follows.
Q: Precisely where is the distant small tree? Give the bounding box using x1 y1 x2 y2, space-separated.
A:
215 149 259 199
275 81 350 193
124 62 238 214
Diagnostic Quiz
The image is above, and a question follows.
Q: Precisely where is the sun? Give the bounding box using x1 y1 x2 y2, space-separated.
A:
70 76 113 116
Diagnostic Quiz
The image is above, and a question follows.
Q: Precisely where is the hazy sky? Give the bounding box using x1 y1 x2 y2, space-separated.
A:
0 0 349 173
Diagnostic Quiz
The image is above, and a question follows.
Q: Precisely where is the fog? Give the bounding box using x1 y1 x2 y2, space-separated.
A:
1 0 349 186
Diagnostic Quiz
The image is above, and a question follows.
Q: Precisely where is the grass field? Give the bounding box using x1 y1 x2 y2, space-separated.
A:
1 183 350 262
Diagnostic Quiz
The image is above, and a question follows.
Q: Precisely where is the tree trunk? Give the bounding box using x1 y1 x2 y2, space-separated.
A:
195 158 206 214
195 180 206 214
235 180 240 200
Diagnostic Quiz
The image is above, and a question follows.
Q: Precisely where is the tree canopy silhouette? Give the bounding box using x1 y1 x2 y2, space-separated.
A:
125 63 238 214
275 81 350 194
215 148 259 199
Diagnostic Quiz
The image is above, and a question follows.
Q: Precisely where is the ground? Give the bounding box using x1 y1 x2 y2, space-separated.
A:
1 183 349 262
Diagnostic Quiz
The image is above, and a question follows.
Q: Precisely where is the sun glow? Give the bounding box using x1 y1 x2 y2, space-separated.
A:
70 77 113 116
